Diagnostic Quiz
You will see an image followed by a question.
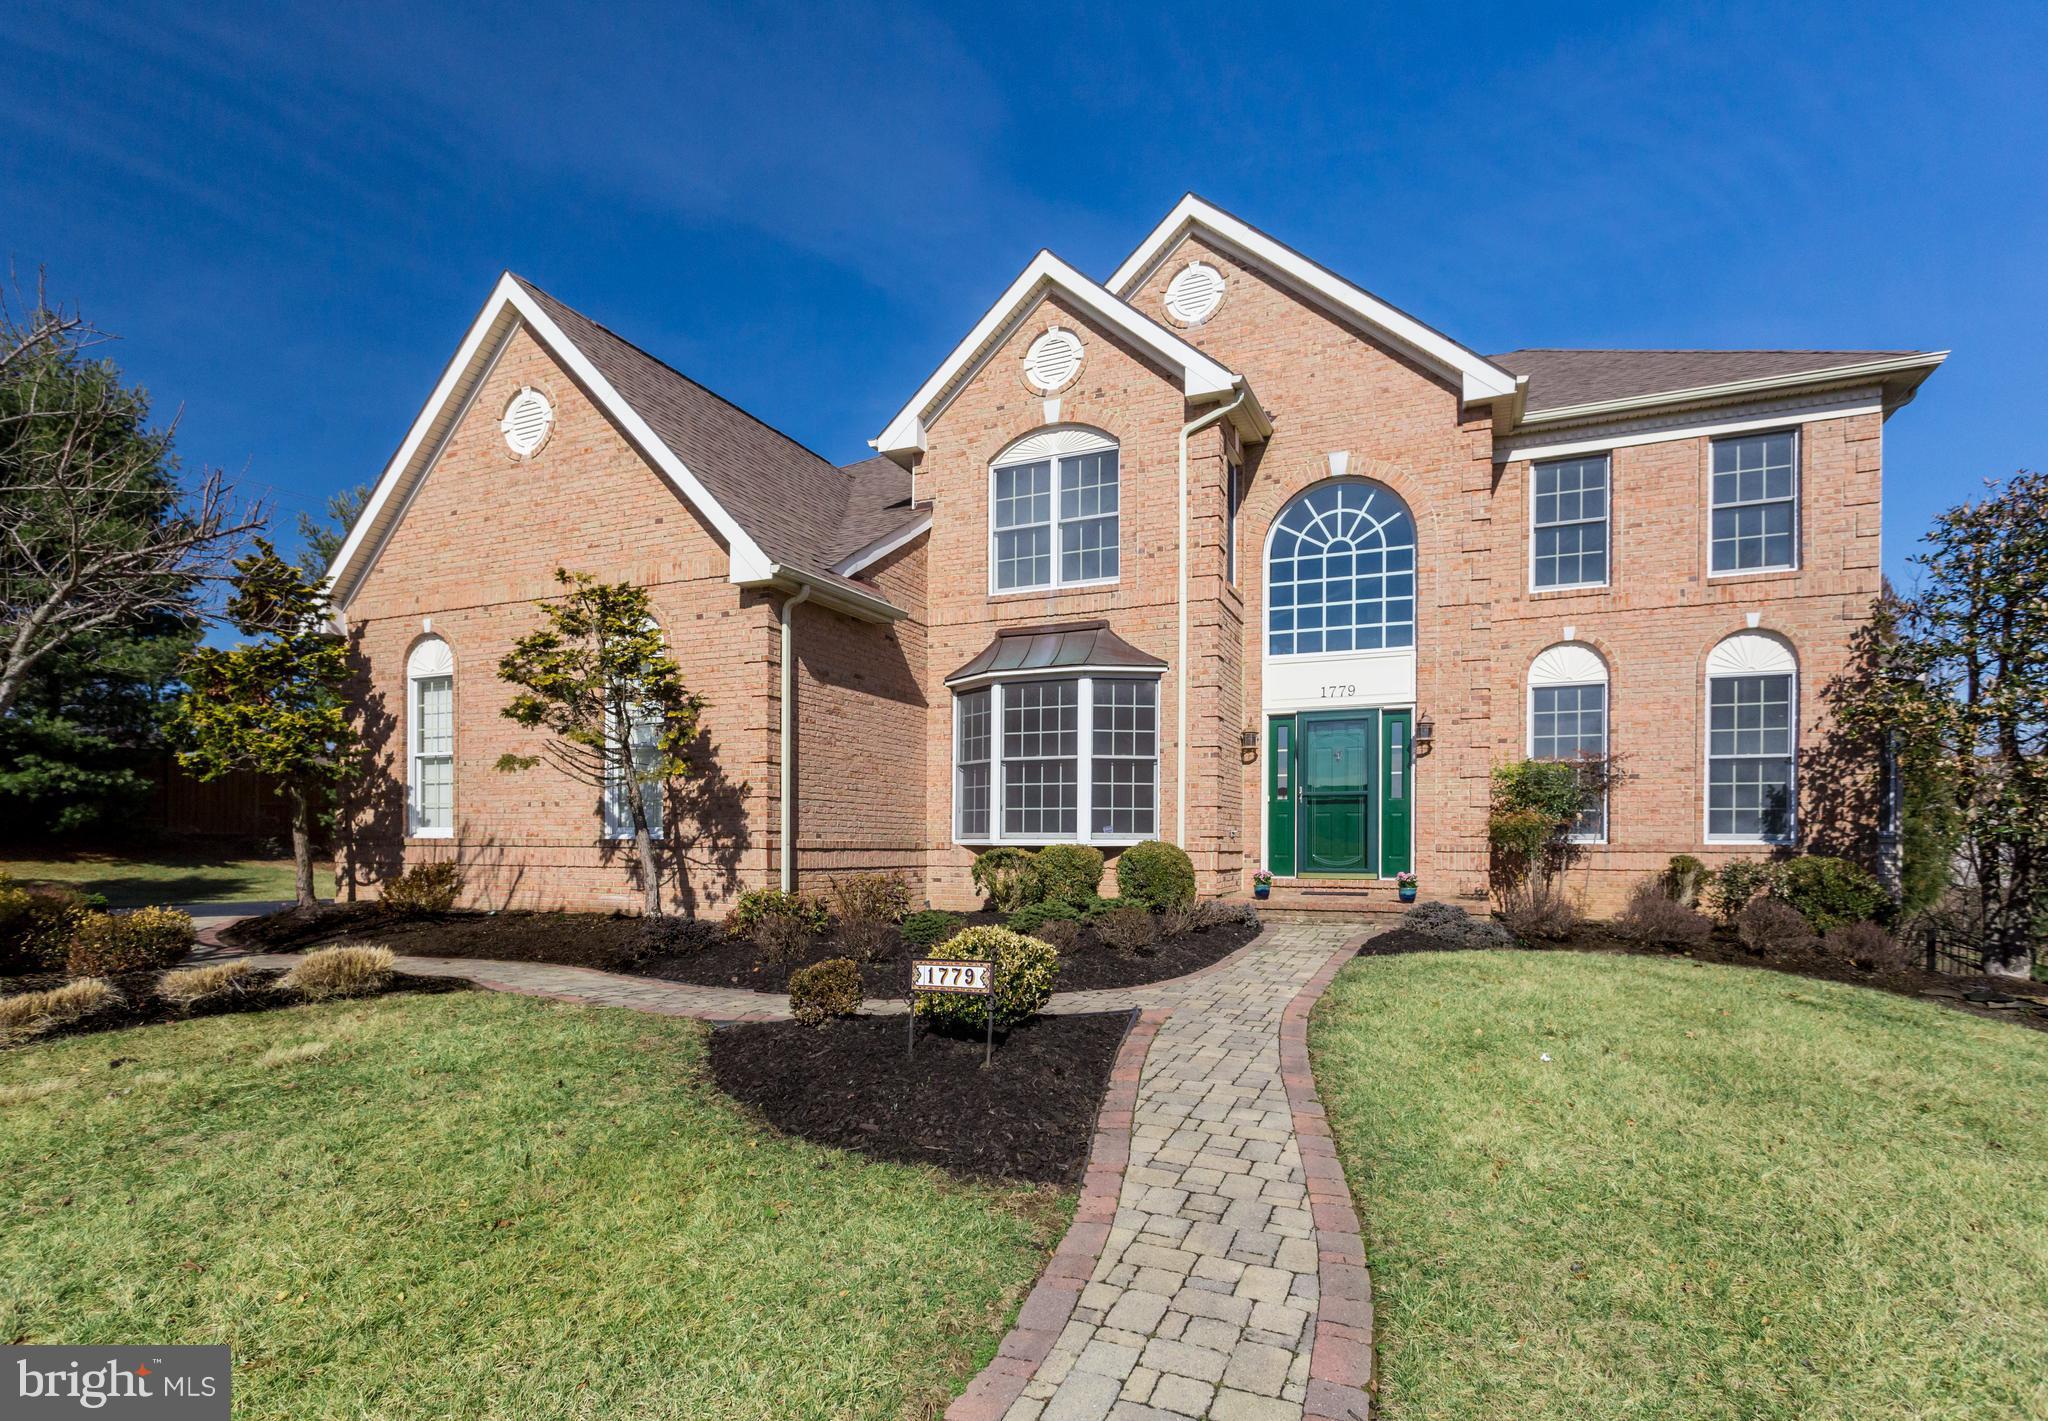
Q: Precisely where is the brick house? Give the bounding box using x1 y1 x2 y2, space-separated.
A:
325 195 1942 915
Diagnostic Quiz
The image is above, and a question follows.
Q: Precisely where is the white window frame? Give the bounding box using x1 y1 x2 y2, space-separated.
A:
406 637 455 839
950 672 1160 847
1264 480 1418 658
1703 632 1799 844
987 426 1121 596
1529 452 1612 593
1527 641 1610 845
1707 428 1800 578
602 702 668 842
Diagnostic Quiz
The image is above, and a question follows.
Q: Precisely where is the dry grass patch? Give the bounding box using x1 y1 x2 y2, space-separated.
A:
257 1040 331 1068
280 945 394 1001
0 978 120 1044
0 1076 75 1107
157 960 257 1008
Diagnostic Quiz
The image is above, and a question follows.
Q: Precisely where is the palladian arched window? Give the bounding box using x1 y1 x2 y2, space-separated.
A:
1267 481 1416 655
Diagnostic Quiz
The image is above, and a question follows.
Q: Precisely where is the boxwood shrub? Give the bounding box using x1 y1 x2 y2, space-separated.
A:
970 848 1043 912
1031 844 1104 907
1772 855 1887 932
1114 840 1196 911
912 925 1057 1033
788 957 864 1025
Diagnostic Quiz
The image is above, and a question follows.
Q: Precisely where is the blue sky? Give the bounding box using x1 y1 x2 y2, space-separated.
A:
7 1 2043 588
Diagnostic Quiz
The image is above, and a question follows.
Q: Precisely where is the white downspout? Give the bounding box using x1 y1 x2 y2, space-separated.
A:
779 584 812 893
1175 386 1250 850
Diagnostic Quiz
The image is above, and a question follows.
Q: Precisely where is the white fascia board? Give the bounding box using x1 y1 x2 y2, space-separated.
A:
831 513 932 577
1108 196 1520 405
874 250 1241 458
737 564 907 623
1511 352 1950 430
1496 389 1888 464
326 273 776 605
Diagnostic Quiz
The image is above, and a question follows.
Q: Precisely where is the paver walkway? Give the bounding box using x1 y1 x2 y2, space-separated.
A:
995 920 1358 1421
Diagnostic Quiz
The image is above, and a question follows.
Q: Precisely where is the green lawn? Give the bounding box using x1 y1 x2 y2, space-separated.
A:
1309 950 2048 1421
0 847 333 906
0 992 1067 1420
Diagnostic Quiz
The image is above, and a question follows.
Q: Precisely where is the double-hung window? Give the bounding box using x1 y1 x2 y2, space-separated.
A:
953 676 1158 844
1531 454 1609 590
603 705 667 840
1707 673 1796 841
1531 682 1608 840
991 432 1120 593
1710 431 1798 573
406 636 455 838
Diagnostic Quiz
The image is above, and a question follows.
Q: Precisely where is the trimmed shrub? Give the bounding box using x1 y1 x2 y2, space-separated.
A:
1773 856 1887 932
1662 854 1714 908
1822 920 1910 972
1007 900 1080 936
1705 859 1776 924
1157 904 1197 941
754 910 819 965
1614 880 1713 949
830 872 912 925
0 978 120 1044
913 925 1057 1032
66 907 195 977
157 960 257 1008
1739 898 1817 955
380 860 465 915
0 879 89 975
788 957 864 1025
1501 888 1580 943
1115 840 1196 911
1031 919 1080 952
1402 901 1516 950
899 909 962 949
971 848 1043 913
281 945 395 1001
1032 845 1105 907
725 889 829 940
1095 906 1157 956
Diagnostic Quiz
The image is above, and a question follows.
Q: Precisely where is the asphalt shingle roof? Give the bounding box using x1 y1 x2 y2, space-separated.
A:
1490 349 1925 415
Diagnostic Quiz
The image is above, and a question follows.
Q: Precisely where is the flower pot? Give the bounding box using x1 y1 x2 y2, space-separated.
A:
1253 884 1271 900
1398 885 1418 903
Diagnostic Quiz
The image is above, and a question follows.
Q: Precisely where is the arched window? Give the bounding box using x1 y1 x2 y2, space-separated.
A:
1529 642 1610 842
1705 631 1798 842
990 426 1119 594
407 637 455 838
1267 481 1416 655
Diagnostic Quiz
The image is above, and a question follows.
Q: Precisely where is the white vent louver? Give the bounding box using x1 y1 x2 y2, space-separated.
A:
1023 328 1084 392
1164 261 1226 325
500 387 555 457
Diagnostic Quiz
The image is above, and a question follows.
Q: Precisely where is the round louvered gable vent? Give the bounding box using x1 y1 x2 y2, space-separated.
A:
500 387 555 457
1164 261 1226 325
1023 328 1084 392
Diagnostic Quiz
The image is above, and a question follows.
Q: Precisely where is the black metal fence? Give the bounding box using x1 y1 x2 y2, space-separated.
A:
1911 918 1991 977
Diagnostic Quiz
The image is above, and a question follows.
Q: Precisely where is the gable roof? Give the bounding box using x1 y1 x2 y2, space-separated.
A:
326 273 909 620
1490 348 1947 422
1108 194 1521 407
873 249 1266 460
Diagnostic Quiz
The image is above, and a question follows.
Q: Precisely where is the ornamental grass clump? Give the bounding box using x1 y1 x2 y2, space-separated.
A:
788 957 864 1025
912 925 1056 1033
1614 879 1713 950
380 860 465 915
156 960 257 1008
281 945 395 1001
0 978 120 1044
66 907 195 976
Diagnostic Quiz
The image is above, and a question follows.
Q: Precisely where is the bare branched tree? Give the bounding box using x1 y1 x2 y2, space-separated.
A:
0 275 265 716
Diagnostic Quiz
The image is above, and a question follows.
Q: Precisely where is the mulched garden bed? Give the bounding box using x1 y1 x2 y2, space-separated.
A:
1 967 467 1047
1361 918 2048 1032
222 903 1264 996
710 1008 1133 1184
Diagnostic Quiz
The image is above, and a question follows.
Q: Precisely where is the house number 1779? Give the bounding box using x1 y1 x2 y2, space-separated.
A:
1320 684 1357 699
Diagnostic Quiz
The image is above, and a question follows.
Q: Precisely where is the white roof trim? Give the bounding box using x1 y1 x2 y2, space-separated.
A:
1512 352 1949 429
1109 195 1520 406
326 273 776 607
873 250 1242 459
830 513 932 578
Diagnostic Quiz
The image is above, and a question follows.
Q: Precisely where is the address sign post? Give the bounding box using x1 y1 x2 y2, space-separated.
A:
907 957 996 1067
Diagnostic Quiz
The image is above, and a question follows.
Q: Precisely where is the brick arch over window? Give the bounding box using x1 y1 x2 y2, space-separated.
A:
1262 479 1418 656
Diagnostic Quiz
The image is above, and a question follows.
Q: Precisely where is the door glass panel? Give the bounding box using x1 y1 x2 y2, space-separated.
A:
1389 721 1404 801
1275 725 1289 795
1302 719 1367 792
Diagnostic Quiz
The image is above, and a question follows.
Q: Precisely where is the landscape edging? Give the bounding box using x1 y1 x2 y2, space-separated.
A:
1282 938 1377 1421
943 1005 1169 1421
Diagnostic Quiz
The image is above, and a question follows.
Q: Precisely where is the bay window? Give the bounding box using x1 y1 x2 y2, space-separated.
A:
953 675 1158 844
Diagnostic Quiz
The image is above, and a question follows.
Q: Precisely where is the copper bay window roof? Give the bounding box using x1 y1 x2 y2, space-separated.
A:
945 621 1168 686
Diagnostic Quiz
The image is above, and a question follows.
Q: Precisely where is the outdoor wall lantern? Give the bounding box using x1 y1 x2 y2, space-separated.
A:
1414 717 1436 756
1240 728 1260 763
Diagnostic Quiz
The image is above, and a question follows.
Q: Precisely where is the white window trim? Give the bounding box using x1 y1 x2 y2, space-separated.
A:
987 427 1122 597
1707 427 1801 579
1702 633 1799 845
406 638 455 840
1528 452 1613 594
1523 655 1613 847
1262 480 1420 661
950 673 1161 847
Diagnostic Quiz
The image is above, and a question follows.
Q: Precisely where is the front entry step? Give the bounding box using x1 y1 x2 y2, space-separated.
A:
1230 880 1453 918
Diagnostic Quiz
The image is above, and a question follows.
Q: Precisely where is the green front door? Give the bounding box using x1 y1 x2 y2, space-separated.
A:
1298 712 1374 875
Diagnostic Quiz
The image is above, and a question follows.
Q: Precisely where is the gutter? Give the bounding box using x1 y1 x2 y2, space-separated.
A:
741 563 907 624
779 584 812 893
1175 384 1251 851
